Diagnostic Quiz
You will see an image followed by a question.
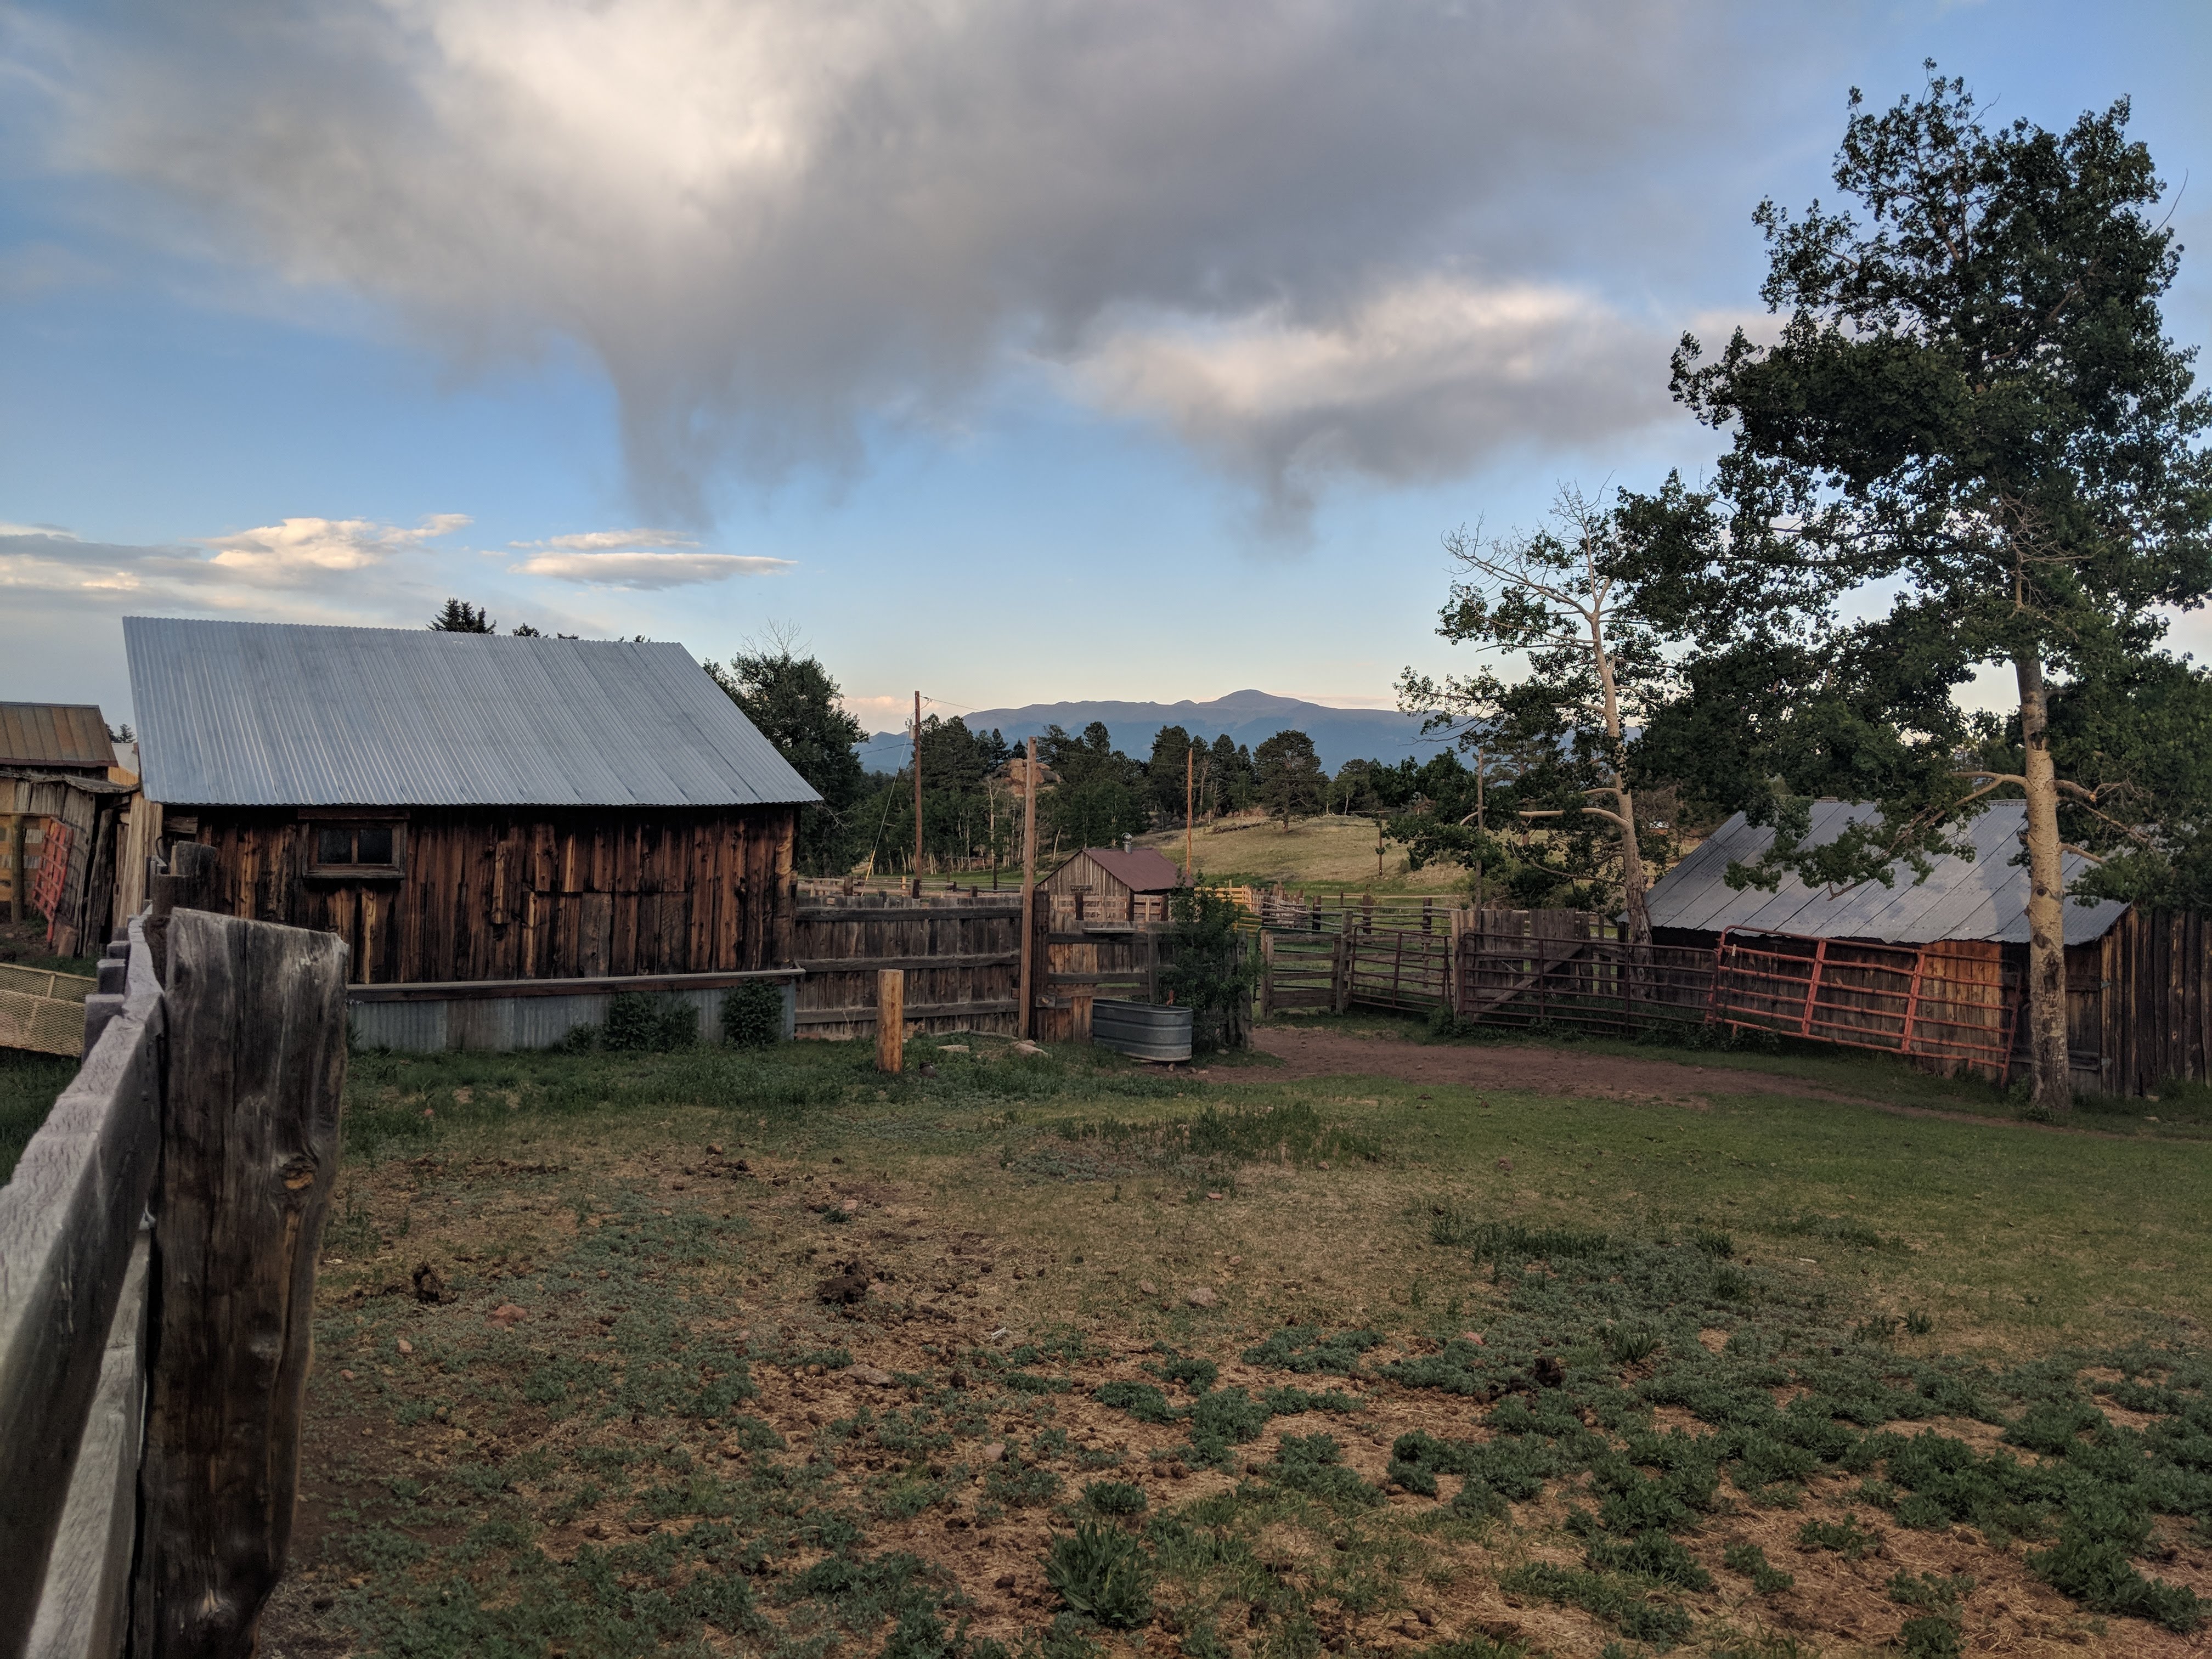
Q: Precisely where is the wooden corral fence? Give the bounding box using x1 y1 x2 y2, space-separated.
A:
1456 911 1715 1039
0 849 348 1659
1032 893 1171 1043
792 893 1023 1039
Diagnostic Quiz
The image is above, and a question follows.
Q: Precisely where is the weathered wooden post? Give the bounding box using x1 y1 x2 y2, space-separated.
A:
876 968 905 1073
137 909 347 1659
142 841 220 985
1017 736 1037 1039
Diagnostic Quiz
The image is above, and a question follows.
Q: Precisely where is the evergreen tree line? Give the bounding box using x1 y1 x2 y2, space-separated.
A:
707 642 1385 879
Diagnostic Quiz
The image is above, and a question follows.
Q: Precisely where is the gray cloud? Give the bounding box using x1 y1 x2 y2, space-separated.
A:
20 1 1791 521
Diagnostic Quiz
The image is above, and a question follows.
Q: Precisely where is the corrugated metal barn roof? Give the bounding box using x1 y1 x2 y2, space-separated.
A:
125 617 821 809
1645 799 2128 946
0 702 115 771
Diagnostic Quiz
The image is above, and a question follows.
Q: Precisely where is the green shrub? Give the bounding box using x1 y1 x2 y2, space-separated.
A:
1082 1481 1147 1516
720 980 785 1047
1897 1615 1962 1658
1158 888 1259 1052
1583 1530 1712 1590
1796 1515 1879 1560
2028 1527 2206 1632
1045 1522 1153 1628
604 991 698 1052
1722 1542 1795 1595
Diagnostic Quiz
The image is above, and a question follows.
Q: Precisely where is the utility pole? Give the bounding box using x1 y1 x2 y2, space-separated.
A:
1475 744 1486 910
912 690 923 885
1019 736 1039 1039
1184 746 1194 885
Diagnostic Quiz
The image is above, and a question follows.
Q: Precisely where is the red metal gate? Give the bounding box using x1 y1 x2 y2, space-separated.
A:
1711 929 2018 1079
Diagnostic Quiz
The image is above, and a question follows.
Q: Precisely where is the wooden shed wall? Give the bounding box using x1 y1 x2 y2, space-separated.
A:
2063 909 2212 1097
182 805 797 985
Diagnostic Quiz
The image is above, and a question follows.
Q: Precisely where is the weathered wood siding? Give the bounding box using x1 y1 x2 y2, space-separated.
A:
179 805 798 985
792 895 1022 1039
2064 908 2212 1097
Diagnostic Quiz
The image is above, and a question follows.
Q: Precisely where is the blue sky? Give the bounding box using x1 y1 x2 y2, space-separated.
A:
3 1 2208 736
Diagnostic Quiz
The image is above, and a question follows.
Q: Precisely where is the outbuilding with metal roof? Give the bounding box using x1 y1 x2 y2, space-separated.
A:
123 617 819 1047
1644 800 2206 1098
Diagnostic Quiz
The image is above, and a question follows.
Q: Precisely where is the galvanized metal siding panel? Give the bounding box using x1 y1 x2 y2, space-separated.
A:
125 617 820 808
345 982 794 1052
1643 799 2126 945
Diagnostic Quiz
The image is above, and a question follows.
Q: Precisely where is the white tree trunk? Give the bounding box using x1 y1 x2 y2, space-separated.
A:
2015 653 2071 1112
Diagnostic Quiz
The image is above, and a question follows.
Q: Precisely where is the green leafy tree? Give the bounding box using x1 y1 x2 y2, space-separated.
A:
707 644 867 876
1398 487 1677 939
1660 66 2212 1108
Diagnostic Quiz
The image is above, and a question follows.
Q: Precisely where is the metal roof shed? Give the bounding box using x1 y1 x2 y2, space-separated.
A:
120 617 818 1040
124 617 816 809
1644 800 2128 947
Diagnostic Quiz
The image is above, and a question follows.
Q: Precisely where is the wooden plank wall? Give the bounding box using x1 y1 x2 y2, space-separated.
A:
2075 908 2212 1097
791 895 1022 1039
187 806 797 985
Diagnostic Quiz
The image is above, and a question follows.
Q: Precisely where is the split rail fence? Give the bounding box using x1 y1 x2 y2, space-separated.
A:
0 846 348 1659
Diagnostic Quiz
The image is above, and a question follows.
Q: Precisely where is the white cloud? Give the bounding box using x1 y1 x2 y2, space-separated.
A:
513 527 698 552
200 514 470 581
19 0 1781 520
509 549 793 588
1068 276 1671 524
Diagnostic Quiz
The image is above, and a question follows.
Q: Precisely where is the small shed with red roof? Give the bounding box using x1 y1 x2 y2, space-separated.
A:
1040 844 1185 923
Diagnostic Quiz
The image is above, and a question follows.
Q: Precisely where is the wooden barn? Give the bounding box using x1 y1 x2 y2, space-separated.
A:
0 703 134 953
1644 800 2203 1096
123 617 819 1049
1040 844 1185 923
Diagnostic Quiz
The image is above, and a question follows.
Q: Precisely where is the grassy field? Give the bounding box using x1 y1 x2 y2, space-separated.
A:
0 1047 79 1180
261 1023 2212 1658
1132 817 1469 895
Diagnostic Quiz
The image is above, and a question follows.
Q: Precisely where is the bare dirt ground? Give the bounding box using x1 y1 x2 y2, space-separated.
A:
1226 1025 1879 1107
1225 1025 2160 1142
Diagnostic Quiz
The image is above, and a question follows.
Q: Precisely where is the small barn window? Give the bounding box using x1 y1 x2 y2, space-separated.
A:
309 821 404 878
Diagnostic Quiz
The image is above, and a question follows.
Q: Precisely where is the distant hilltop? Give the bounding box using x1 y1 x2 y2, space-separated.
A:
867 689 1457 774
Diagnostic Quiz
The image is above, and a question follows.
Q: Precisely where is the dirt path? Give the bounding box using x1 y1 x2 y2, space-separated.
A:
1217 1025 1878 1107
1215 1025 2165 1142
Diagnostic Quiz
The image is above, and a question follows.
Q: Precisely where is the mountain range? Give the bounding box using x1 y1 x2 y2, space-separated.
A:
865 690 1457 774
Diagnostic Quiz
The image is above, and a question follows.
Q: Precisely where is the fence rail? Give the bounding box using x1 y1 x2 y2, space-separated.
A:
0 845 349 1659
1458 918 1716 1038
1711 930 2016 1077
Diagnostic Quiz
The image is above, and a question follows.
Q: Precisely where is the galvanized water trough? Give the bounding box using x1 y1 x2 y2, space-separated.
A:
1092 997 1193 1063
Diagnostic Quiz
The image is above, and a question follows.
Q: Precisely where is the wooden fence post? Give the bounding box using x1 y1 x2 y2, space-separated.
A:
138 909 347 1659
876 969 905 1073
143 842 220 985
1018 738 1037 1039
